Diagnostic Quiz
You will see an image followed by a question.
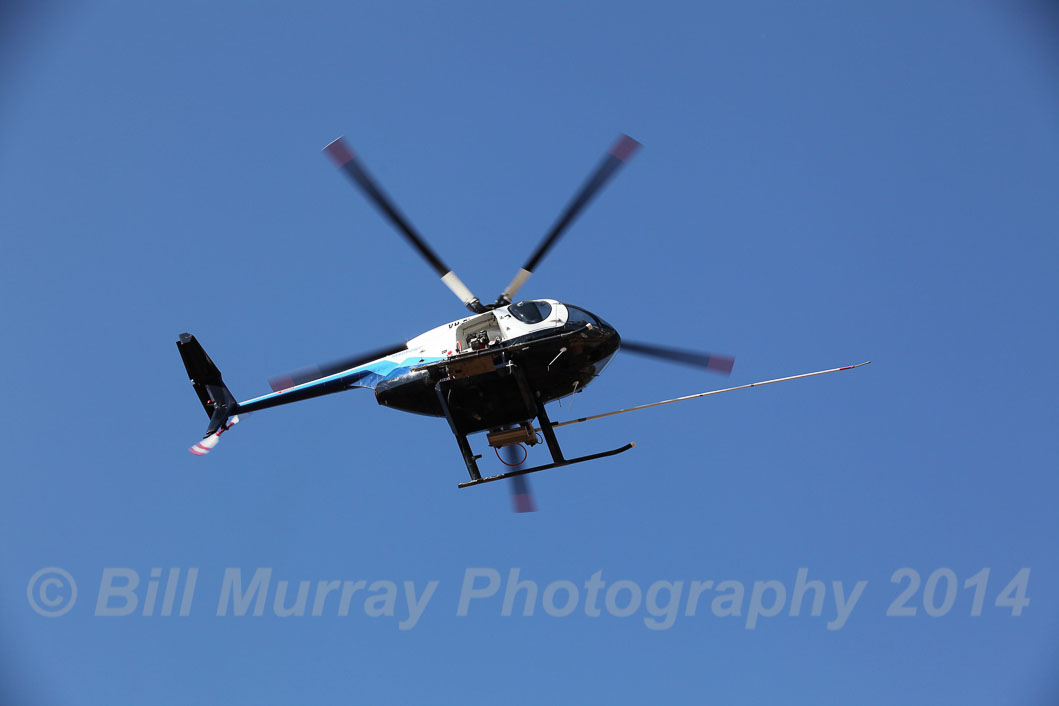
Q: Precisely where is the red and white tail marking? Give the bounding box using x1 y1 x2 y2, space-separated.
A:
188 416 239 456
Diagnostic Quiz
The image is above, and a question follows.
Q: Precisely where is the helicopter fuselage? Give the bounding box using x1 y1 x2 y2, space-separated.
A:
232 299 618 432
370 299 619 432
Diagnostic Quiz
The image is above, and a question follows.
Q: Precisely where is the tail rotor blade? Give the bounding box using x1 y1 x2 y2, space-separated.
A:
189 416 239 456
620 340 735 375
323 137 483 313
497 134 641 306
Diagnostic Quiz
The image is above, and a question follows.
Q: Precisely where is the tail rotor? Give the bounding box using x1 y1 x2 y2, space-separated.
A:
189 416 239 456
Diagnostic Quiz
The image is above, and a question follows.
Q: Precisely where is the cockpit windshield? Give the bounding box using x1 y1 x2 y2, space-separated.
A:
509 300 553 324
565 305 607 327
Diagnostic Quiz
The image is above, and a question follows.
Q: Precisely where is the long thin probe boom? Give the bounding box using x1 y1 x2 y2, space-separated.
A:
543 361 871 431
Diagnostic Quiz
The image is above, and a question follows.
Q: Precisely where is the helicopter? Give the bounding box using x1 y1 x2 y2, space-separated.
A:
178 134 868 510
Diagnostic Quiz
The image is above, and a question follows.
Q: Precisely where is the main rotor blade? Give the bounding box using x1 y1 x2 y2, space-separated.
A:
268 342 408 392
500 443 537 513
497 134 641 306
323 137 484 313
620 340 735 375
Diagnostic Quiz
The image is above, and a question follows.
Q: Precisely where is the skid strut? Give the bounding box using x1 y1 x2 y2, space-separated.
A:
458 443 635 488
436 360 635 486
456 397 635 489
535 399 565 464
435 380 483 481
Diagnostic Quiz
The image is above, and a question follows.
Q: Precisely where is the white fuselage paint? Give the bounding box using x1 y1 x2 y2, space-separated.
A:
383 299 569 365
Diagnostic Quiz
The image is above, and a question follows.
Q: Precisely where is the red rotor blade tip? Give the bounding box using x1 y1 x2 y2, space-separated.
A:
707 355 735 375
610 134 641 162
268 375 294 393
323 137 355 167
513 493 537 513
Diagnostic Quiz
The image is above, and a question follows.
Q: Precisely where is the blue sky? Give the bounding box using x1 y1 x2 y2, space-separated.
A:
1 2 1057 704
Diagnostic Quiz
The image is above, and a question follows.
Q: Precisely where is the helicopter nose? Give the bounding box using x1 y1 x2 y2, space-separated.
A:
594 325 620 376
595 321 621 362
561 302 619 357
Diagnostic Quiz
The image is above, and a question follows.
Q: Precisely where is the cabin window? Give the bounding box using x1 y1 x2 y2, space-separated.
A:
509 300 553 324
565 305 607 327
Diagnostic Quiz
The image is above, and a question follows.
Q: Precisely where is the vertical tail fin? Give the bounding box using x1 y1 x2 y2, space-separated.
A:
176 333 238 438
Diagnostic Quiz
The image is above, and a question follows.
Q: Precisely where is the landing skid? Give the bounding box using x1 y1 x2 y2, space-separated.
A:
457 443 635 488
